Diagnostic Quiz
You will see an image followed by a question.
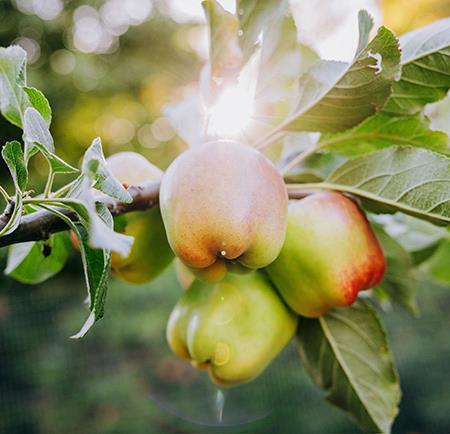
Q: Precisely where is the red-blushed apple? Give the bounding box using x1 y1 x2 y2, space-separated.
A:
267 191 386 317
159 140 288 279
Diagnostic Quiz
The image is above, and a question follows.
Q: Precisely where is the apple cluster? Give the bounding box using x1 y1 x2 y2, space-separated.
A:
106 140 386 386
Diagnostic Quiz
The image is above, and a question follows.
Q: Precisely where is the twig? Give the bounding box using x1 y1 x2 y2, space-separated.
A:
0 181 161 248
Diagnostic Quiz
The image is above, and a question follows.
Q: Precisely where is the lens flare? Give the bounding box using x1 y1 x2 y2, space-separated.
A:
207 85 254 138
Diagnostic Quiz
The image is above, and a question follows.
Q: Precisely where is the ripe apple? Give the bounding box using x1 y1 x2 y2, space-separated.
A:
267 191 386 317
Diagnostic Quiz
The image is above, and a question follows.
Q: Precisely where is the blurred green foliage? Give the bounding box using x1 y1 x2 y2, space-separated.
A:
0 1 449 433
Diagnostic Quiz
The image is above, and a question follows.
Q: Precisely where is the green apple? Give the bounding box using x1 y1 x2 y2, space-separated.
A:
166 271 297 386
106 152 174 284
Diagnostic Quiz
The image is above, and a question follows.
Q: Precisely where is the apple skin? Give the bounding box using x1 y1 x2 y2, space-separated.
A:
166 271 298 386
266 191 386 318
159 140 288 275
106 152 174 284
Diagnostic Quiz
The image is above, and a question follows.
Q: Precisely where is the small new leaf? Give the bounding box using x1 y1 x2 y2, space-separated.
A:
23 86 52 125
49 196 133 257
297 300 401 433
0 46 28 128
82 137 132 203
34 142 79 174
2 140 27 191
23 107 54 157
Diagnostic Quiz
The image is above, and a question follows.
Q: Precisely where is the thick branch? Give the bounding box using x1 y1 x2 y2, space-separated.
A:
0 181 160 248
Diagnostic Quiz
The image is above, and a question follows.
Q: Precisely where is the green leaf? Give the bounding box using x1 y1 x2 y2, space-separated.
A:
281 22 401 132
236 0 288 62
38 204 112 338
71 203 113 339
46 196 133 257
23 86 52 125
1 140 27 191
318 112 450 156
421 238 450 285
355 10 375 57
23 107 54 157
164 95 206 148
296 300 401 433
34 142 78 174
284 151 347 183
0 45 28 128
202 0 242 86
255 15 319 121
321 146 450 224
60 173 133 256
5 233 70 284
374 225 419 315
374 213 448 253
82 137 132 203
1 141 27 236
384 18 450 115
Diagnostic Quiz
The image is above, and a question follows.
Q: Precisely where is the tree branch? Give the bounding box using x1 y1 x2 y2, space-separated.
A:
0 181 318 248
0 181 161 248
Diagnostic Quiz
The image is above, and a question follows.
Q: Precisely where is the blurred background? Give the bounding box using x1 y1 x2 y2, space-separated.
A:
0 1 449 433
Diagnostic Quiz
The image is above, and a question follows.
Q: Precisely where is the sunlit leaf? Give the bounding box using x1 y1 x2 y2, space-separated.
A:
0 45 28 128
237 0 288 62
297 300 401 433
23 107 54 157
354 10 375 57
384 17 450 115
202 0 242 88
281 20 400 132
318 112 450 156
164 95 206 147
82 137 132 203
52 197 132 257
255 15 318 121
